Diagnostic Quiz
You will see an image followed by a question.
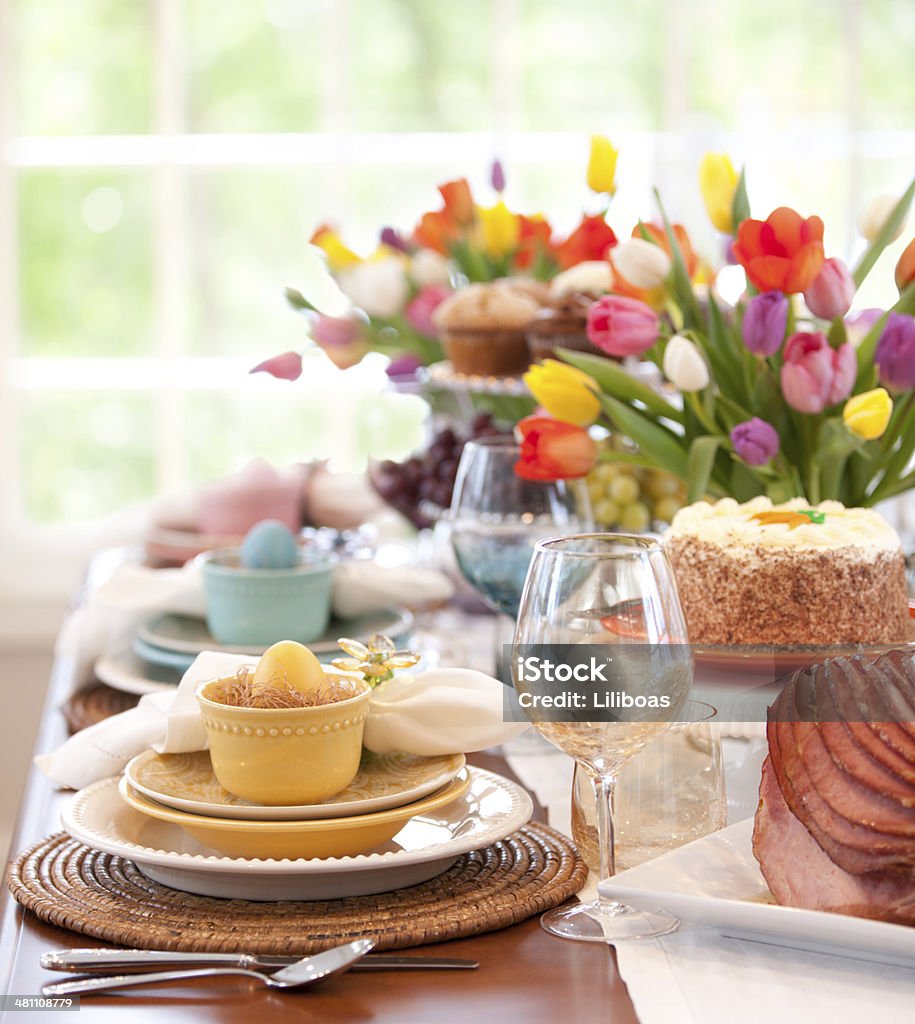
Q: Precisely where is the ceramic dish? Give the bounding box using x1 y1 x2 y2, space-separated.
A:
95 647 182 696
118 770 472 859
600 818 915 968
61 768 534 900
136 608 414 660
124 749 467 821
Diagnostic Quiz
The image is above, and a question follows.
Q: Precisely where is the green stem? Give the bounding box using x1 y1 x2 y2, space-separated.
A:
685 391 720 435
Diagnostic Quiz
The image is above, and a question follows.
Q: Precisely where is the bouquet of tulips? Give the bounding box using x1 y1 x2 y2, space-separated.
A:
517 159 915 509
280 140 624 372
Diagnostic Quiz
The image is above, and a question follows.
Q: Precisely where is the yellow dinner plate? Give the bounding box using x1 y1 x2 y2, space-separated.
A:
118 770 472 860
125 748 466 821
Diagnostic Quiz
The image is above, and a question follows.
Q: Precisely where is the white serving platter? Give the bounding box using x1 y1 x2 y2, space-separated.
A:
62 767 533 902
600 818 915 969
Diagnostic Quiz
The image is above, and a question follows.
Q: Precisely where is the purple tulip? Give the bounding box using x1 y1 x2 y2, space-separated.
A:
742 291 789 356
379 226 410 253
804 257 855 320
780 331 856 413
386 353 423 379
249 351 303 381
875 313 915 392
730 418 780 466
491 159 506 193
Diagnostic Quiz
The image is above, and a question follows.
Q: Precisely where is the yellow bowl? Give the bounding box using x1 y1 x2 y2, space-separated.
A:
118 771 472 859
196 678 371 806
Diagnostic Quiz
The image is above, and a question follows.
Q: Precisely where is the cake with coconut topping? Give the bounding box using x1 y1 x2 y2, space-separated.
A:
663 497 908 646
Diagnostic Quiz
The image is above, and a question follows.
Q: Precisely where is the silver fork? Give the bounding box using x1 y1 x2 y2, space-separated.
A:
42 939 373 997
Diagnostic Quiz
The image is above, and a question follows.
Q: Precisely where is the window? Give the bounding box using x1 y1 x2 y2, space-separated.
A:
0 0 913 592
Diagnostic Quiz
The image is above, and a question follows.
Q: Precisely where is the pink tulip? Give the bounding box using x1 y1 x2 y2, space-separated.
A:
405 284 451 338
586 295 659 357
779 332 856 413
312 314 360 348
249 351 303 381
803 257 856 320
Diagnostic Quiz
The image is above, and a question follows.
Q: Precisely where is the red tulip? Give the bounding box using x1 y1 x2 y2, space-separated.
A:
514 416 597 481
733 207 825 294
249 351 303 381
514 214 553 270
555 214 618 270
896 238 915 291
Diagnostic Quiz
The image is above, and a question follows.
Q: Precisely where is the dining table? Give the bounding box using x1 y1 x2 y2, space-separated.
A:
0 550 640 1024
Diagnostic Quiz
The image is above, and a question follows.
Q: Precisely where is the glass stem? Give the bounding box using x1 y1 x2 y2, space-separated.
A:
590 770 617 882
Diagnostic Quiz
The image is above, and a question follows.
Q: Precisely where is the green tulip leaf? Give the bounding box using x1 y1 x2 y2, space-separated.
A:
687 435 725 503
598 394 689 479
852 176 915 288
558 349 685 424
731 167 751 228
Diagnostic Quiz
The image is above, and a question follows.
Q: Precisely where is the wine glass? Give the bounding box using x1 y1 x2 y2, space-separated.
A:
449 436 591 619
448 436 591 680
512 534 693 942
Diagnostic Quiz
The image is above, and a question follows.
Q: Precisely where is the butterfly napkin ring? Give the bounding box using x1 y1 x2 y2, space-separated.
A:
332 633 421 686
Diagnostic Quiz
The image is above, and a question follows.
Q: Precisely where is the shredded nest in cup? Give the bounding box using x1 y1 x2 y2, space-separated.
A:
206 666 361 709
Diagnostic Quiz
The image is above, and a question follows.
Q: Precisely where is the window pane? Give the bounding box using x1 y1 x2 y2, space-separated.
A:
186 0 325 132
688 0 844 129
187 169 329 356
348 0 494 131
860 0 915 130
14 0 152 134
18 171 154 357
518 0 664 131
20 393 156 523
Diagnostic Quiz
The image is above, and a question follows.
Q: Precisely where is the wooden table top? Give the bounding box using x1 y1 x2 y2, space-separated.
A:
0 657 641 1023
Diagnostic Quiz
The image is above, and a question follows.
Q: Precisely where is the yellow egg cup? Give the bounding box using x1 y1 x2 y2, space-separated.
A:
118 771 472 860
196 678 371 806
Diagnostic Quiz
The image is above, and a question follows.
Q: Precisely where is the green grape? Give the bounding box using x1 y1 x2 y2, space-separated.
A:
587 479 605 504
654 495 683 524
619 501 651 532
593 498 621 525
645 472 682 500
595 462 619 483
609 474 640 505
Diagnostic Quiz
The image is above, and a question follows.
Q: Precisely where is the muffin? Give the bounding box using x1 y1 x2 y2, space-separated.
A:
432 282 540 376
496 276 552 305
525 292 603 362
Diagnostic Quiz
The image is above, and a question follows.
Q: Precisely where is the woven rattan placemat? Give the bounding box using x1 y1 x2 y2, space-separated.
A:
62 684 140 734
8 823 586 953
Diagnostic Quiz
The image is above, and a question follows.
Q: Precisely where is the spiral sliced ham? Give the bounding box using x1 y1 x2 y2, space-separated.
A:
752 650 915 924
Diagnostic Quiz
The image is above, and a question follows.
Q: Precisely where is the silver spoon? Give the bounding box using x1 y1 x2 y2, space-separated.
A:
42 939 374 997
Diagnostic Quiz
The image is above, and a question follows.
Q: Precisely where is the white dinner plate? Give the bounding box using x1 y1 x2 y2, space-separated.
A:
94 646 182 696
600 818 915 968
62 767 533 901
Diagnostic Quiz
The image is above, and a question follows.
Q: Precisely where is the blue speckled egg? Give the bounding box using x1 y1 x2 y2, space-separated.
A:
240 519 298 569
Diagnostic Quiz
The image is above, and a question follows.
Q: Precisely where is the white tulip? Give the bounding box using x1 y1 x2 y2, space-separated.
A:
410 248 452 288
663 334 709 392
612 238 672 289
337 258 410 319
549 260 612 297
857 193 908 243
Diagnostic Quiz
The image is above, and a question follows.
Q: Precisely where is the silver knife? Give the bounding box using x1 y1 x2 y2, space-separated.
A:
41 948 478 972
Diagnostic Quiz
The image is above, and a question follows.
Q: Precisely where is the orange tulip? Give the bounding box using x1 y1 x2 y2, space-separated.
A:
555 214 618 270
515 214 553 270
514 416 597 481
733 207 825 294
896 238 915 291
438 178 475 226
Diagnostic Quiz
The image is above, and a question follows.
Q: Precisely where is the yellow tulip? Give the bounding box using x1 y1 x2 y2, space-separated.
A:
478 201 521 257
843 388 893 440
587 135 619 195
312 227 361 271
698 153 739 234
523 359 601 427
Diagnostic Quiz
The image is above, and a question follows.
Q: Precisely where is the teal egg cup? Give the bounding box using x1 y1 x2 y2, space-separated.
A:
198 549 334 646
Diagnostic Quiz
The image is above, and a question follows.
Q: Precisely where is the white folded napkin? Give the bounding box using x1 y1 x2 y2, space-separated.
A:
363 668 528 755
36 653 526 791
56 559 453 695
